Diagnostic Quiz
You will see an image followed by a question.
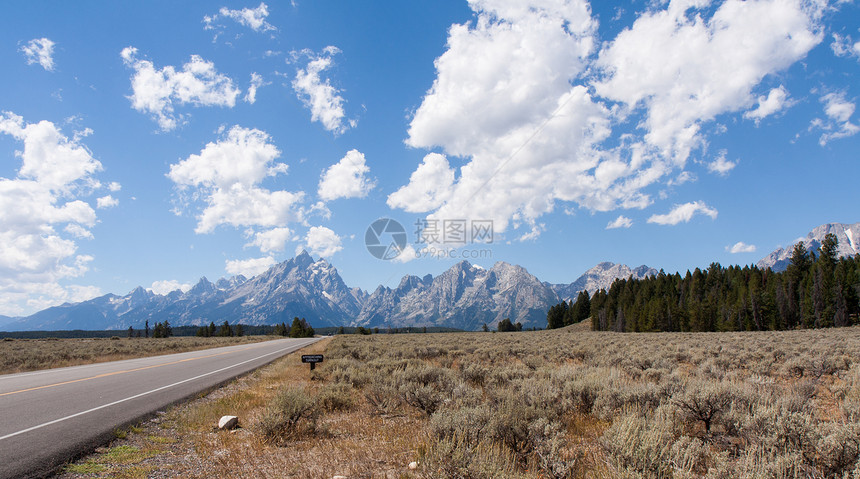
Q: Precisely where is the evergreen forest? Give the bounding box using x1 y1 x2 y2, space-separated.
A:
547 233 860 332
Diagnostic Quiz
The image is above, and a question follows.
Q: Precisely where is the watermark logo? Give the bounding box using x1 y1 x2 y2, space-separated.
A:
365 218 407 260
415 219 494 244
365 217 495 261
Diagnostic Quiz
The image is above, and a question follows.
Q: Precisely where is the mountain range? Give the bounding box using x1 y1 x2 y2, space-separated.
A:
2 252 655 332
4 222 857 332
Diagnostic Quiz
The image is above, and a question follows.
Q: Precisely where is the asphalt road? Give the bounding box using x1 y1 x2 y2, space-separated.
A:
0 337 319 478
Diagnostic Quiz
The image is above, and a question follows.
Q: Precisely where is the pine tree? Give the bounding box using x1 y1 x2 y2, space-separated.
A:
546 302 566 329
218 321 233 337
289 317 303 338
572 290 591 323
497 318 517 332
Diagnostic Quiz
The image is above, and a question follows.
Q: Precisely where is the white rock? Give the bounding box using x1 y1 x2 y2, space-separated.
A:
218 415 238 430
408 461 419 470
332 476 348 479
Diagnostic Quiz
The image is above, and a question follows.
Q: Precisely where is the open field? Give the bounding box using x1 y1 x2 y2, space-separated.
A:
0 336 274 375
58 325 860 478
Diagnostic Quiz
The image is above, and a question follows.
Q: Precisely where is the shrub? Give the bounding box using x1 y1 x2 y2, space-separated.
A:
328 358 373 388
739 404 817 464
600 407 677 478
257 387 317 445
485 396 556 456
393 364 457 415
562 375 602 414
317 383 354 412
671 381 733 434
418 436 525 479
363 379 401 415
817 422 860 476
399 382 446 416
430 405 493 445
449 381 484 408
512 376 564 417
711 444 810 479
462 363 488 386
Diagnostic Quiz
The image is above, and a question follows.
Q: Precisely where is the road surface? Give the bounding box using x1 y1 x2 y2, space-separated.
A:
0 337 319 478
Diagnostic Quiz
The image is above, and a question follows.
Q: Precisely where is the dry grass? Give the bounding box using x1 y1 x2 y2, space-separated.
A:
57 326 860 478
0 336 273 375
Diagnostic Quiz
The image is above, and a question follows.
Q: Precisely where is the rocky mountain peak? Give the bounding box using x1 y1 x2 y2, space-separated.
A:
216 275 247 290
188 276 216 296
550 262 658 302
128 286 151 303
293 250 314 268
757 222 860 272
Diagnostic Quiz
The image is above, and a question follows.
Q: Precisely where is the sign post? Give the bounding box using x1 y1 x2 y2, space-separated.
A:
301 354 324 371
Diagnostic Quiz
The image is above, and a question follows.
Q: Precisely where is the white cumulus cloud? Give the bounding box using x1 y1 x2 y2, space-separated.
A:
0 112 109 315
149 280 192 295
387 153 455 213
225 256 277 277
292 46 355 134
96 195 119 209
744 86 792 122
121 47 241 131
707 152 737 176
647 201 718 226
318 149 375 201
391 0 823 239
168 126 305 252
397 1 614 235
204 2 275 34
300 226 342 258
20 38 56 71
727 242 757 254
245 72 264 104
391 244 419 264
246 227 292 253
606 215 633 229
831 33 860 60
810 92 859 145
594 0 822 161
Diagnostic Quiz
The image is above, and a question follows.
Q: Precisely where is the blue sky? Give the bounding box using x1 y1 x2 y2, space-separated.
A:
0 0 858 316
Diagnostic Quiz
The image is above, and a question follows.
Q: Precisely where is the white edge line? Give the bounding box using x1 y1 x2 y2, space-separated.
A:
0 338 317 442
0 339 283 381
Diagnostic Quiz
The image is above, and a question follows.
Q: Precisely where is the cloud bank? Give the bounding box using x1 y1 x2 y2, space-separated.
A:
390 0 825 238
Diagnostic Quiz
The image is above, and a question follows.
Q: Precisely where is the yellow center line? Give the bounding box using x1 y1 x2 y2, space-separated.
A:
0 342 268 398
